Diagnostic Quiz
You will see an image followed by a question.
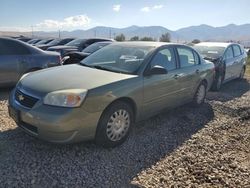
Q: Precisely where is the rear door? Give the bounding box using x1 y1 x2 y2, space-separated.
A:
143 46 181 115
223 46 234 80
0 39 31 85
0 39 20 85
232 44 244 77
175 46 202 100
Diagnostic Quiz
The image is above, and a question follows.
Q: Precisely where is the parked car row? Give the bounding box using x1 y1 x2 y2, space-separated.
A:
1 36 247 148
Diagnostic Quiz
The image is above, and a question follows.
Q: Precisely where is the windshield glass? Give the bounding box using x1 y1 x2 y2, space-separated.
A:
80 44 154 74
66 39 86 47
47 39 60 45
194 45 225 59
36 39 51 45
82 43 110 53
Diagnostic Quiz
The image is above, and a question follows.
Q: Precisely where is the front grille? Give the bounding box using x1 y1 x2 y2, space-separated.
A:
15 89 39 108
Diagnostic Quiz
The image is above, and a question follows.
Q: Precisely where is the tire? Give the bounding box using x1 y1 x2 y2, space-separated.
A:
239 67 245 79
95 101 134 148
192 82 207 106
211 74 223 91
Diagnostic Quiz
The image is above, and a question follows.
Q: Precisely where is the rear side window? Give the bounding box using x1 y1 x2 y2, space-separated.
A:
193 51 200 64
224 46 234 60
0 39 30 55
177 47 196 68
233 45 241 57
150 48 176 71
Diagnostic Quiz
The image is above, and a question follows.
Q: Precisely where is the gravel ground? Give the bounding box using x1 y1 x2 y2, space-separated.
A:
0 76 249 188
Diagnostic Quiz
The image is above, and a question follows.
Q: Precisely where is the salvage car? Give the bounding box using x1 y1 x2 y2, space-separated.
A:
0 37 62 87
8 42 214 147
63 41 113 65
194 42 247 91
47 38 113 56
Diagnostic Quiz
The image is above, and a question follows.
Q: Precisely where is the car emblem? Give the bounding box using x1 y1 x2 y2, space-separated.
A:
18 95 24 101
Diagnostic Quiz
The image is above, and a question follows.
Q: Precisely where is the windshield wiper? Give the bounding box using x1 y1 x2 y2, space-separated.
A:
92 65 113 71
79 63 92 67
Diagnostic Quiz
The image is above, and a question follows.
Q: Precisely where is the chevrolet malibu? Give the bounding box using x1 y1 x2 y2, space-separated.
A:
8 42 214 147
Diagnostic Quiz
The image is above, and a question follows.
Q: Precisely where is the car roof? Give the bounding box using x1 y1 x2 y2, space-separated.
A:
109 41 180 47
195 42 235 48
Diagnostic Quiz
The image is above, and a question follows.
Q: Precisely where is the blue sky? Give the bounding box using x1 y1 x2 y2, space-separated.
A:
0 0 249 31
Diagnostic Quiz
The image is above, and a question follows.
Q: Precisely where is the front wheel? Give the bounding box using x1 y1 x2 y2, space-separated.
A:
192 82 207 106
95 101 133 148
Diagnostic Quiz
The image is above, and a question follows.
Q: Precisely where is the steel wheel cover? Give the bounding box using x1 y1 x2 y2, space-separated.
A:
106 109 130 141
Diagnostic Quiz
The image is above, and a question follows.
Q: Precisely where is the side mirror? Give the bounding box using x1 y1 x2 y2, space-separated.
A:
146 65 167 76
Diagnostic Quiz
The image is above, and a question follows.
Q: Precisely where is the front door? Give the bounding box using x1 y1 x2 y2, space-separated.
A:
143 47 182 116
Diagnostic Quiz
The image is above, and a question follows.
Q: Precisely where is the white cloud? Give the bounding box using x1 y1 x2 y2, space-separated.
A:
141 7 150 12
113 5 121 12
141 5 164 12
153 5 164 9
0 26 31 32
36 15 91 29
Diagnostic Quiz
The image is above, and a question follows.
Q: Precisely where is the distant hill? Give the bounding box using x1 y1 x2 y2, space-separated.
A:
1 24 250 42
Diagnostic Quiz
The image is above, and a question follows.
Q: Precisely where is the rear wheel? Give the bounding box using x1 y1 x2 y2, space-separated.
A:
192 82 207 106
95 101 133 148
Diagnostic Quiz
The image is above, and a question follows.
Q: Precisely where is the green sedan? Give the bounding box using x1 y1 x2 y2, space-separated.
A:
8 42 214 147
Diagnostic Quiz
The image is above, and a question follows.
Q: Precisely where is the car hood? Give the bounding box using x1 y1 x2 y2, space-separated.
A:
18 64 137 97
48 45 78 50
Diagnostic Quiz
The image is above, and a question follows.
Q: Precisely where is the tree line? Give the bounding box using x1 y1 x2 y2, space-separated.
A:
115 33 171 42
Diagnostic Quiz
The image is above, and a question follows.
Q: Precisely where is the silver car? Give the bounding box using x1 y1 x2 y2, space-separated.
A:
194 42 247 91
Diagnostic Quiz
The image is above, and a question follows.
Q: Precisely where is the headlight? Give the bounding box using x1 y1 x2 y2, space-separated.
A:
43 89 88 107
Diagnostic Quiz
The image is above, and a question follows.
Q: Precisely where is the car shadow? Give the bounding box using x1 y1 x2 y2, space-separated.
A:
207 78 250 102
0 102 214 187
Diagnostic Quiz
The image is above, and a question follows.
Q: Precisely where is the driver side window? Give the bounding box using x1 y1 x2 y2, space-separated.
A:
150 48 176 71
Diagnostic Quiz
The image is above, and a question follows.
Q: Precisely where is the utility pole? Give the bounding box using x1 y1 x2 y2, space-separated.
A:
31 25 34 37
59 29 61 39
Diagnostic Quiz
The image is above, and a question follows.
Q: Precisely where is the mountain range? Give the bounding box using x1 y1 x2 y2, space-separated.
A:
1 24 250 42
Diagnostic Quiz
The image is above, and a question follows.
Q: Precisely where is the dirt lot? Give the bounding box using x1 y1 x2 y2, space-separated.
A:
0 74 249 187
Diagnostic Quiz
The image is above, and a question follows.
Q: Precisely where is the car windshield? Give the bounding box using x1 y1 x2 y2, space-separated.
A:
82 43 110 53
80 44 154 74
194 45 225 59
47 39 61 45
66 39 86 47
36 39 51 45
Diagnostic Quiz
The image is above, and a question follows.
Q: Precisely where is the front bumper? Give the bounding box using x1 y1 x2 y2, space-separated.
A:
8 88 102 143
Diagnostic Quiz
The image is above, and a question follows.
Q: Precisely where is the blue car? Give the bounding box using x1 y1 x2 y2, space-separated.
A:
0 37 62 87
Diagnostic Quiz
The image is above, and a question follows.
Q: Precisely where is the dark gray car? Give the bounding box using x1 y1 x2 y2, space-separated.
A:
47 38 113 56
0 37 62 87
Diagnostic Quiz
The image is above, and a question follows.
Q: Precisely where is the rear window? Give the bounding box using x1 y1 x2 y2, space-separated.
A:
0 39 31 55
